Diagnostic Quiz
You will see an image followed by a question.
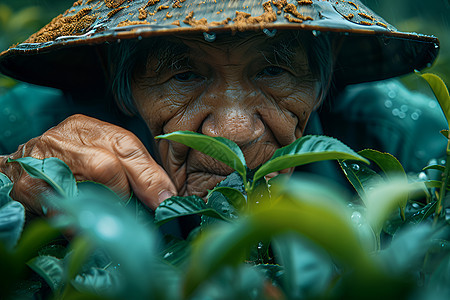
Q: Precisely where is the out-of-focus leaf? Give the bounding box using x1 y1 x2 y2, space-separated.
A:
156 131 247 179
66 236 94 280
183 177 375 297
419 73 450 128
358 150 408 218
52 190 158 299
8 7 42 31
0 172 13 207
365 181 426 235
254 135 369 183
191 264 266 300
423 254 450 300
339 160 384 200
161 236 190 267
272 233 333 300
0 4 12 26
155 196 229 225
423 164 446 173
27 255 64 291
0 201 25 250
8 157 76 198
14 220 60 263
378 224 433 275
72 267 122 296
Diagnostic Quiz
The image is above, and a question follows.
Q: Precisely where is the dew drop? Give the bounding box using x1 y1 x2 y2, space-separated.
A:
263 28 277 37
138 35 143 40
428 101 437 109
400 105 408 112
351 211 363 226
411 112 420 120
418 172 428 180
352 164 360 171
384 100 393 108
312 30 321 36
203 32 216 42
388 90 396 99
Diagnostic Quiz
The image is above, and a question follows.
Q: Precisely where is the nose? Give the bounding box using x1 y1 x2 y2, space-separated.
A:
201 85 265 148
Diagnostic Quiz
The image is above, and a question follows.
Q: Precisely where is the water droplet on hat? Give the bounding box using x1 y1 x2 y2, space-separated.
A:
388 90 396 99
203 32 216 42
263 28 277 37
384 100 393 108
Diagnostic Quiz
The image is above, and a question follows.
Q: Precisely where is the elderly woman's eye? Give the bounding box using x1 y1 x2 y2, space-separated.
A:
257 66 285 77
173 71 202 82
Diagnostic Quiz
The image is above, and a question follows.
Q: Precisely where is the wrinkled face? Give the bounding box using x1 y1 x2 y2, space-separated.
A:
131 32 322 197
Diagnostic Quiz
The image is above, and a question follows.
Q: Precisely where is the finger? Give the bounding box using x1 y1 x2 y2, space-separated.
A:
107 134 177 210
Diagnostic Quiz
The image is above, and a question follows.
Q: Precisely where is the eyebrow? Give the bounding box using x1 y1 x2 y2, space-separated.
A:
143 32 310 75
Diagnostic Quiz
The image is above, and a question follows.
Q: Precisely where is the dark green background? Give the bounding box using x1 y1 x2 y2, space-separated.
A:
0 0 449 93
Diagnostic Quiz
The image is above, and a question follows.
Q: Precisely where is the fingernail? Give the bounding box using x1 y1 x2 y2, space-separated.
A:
158 189 175 204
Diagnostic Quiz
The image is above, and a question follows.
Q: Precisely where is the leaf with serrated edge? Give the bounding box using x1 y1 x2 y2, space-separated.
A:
254 135 368 182
156 131 247 179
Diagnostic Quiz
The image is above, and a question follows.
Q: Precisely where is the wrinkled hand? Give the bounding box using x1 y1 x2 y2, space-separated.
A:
0 114 177 215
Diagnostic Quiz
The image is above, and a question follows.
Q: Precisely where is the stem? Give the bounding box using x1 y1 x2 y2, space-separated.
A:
434 138 450 224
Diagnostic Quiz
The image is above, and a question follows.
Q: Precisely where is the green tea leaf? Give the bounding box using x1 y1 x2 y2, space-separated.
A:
358 150 408 219
419 73 450 128
358 149 406 180
423 165 446 173
365 181 426 235
155 196 229 225
0 173 16 206
0 201 25 250
14 220 60 264
72 267 122 296
339 160 384 201
27 255 64 291
378 224 433 275
8 157 76 198
66 236 94 281
207 187 246 210
253 135 369 182
156 131 247 179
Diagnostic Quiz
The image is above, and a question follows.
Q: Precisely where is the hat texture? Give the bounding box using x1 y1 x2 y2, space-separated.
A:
0 0 439 89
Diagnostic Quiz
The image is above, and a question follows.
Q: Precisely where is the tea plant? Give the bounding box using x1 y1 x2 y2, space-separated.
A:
0 73 449 299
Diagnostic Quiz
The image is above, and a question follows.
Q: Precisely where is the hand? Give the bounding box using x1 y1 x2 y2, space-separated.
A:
0 114 177 215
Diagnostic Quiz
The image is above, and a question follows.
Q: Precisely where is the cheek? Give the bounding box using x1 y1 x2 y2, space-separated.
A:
261 81 318 144
133 83 197 136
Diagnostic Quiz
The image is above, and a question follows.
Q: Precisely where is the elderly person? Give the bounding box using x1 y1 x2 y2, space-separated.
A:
0 0 443 217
